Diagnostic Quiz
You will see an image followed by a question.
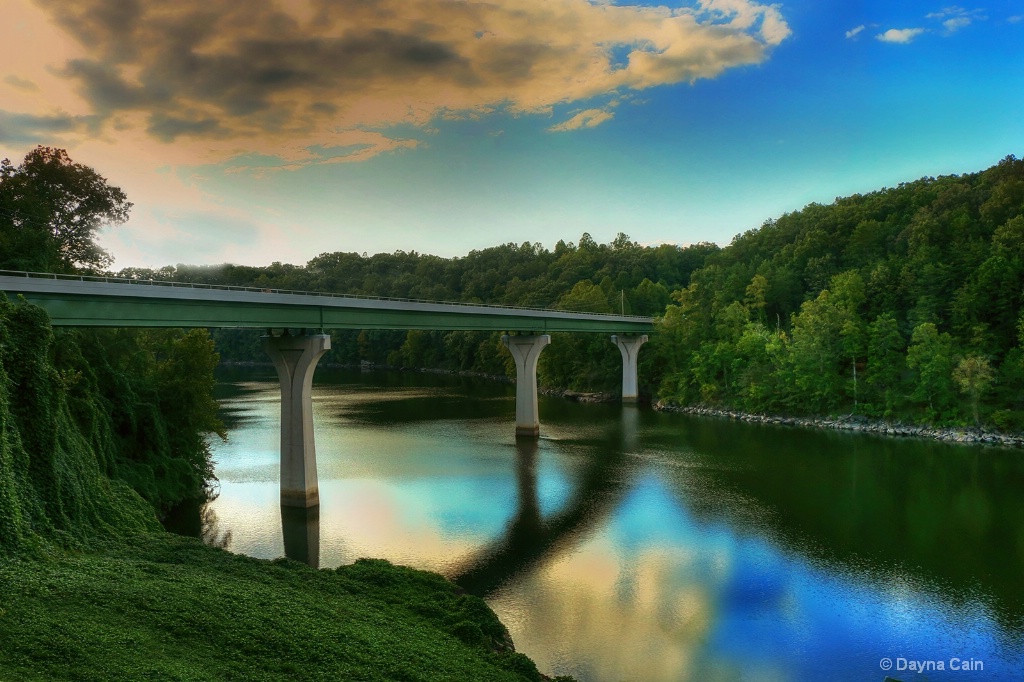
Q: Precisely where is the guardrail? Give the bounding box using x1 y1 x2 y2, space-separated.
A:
0 270 650 319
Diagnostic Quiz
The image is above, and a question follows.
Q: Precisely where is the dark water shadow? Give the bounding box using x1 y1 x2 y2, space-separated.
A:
452 409 639 598
162 493 233 550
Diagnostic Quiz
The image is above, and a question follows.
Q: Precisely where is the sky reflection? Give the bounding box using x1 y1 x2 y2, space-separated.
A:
206 376 1023 681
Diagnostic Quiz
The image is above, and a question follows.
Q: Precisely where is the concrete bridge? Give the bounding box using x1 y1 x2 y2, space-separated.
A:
0 271 653 508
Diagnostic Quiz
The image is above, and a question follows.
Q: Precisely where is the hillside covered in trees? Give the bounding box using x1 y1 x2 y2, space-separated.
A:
656 155 1024 430
120 156 1024 430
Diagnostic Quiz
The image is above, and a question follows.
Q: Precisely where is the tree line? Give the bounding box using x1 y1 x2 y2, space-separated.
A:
116 233 720 393
655 155 1024 429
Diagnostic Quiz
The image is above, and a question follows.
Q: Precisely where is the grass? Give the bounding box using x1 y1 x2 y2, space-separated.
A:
0 533 562 682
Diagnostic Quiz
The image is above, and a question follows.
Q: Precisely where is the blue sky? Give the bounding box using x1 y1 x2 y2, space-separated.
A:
1 0 1021 268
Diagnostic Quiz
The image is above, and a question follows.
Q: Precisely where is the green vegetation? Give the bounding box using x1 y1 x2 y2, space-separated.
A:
656 155 1024 428
0 291 226 554
0 146 131 273
0 291 230 554
0 534 553 682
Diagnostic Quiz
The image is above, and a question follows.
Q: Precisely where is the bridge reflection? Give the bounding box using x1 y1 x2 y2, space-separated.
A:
451 408 639 597
277 405 642 597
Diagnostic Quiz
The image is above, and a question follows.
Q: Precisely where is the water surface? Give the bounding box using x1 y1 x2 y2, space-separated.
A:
202 368 1024 681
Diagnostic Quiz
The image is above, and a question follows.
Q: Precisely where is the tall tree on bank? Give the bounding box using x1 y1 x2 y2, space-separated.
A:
0 146 132 273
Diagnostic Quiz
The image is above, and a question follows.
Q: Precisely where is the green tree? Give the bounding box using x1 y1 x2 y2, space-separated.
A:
744 274 769 323
952 354 995 426
906 323 957 418
0 147 132 272
864 313 905 415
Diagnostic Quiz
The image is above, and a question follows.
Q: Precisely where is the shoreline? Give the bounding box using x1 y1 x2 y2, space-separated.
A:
653 402 1024 449
217 361 1023 448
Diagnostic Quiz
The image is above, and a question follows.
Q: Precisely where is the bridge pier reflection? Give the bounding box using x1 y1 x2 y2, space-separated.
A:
281 505 320 568
454 430 632 597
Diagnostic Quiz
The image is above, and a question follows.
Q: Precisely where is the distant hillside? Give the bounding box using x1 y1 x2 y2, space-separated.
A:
655 155 1024 428
119 236 721 394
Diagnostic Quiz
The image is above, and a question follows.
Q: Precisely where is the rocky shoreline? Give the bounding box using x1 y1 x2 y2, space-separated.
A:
653 402 1024 449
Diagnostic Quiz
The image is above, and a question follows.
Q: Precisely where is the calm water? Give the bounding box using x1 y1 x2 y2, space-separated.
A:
199 368 1024 681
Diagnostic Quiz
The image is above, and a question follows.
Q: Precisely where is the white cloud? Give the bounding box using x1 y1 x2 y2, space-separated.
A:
876 28 926 43
926 6 986 33
548 108 615 132
943 17 972 31
845 25 865 39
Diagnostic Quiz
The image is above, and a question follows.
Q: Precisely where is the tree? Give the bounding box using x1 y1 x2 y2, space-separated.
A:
952 355 995 426
0 146 131 272
864 313 905 415
906 323 957 418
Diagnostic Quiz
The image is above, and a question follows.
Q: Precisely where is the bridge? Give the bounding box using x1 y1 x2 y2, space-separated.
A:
0 271 653 508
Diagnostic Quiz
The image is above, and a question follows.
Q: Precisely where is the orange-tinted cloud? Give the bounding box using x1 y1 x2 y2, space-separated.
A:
15 0 790 165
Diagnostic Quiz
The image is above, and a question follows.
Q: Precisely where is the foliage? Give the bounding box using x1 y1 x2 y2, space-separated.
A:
0 534 558 681
653 155 1024 427
0 295 160 554
0 147 131 272
953 354 996 426
0 296 226 555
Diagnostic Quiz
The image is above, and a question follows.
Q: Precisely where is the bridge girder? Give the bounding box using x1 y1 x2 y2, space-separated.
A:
0 274 654 334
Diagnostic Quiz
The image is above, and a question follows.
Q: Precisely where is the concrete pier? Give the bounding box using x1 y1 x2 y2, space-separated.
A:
501 334 550 438
263 332 330 508
611 334 648 403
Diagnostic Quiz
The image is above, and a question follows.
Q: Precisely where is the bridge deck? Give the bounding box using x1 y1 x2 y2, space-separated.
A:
0 272 654 333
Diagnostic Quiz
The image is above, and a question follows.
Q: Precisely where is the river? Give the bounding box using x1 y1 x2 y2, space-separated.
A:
194 367 1024 681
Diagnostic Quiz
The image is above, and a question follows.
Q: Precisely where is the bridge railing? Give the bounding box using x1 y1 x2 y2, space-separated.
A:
0 269 651 319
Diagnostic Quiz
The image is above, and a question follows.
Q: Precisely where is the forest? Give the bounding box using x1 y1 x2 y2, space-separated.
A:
112 155 1024 431
656 155 1024 429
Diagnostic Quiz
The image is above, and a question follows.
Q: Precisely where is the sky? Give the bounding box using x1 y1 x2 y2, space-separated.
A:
1 0 1022 270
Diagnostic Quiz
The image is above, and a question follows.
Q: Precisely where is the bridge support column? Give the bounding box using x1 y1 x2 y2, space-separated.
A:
502 334 550 438
611 334 648 403
263 332 331 508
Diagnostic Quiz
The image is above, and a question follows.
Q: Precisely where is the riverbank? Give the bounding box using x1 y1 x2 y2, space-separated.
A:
0 533 570 682
653 402 1024 448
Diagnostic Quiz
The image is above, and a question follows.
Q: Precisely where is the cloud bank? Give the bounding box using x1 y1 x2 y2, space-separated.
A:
20 0 790 165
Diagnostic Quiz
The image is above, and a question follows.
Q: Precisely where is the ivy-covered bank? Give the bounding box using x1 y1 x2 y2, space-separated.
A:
0 298 559 681
0 535 557 682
